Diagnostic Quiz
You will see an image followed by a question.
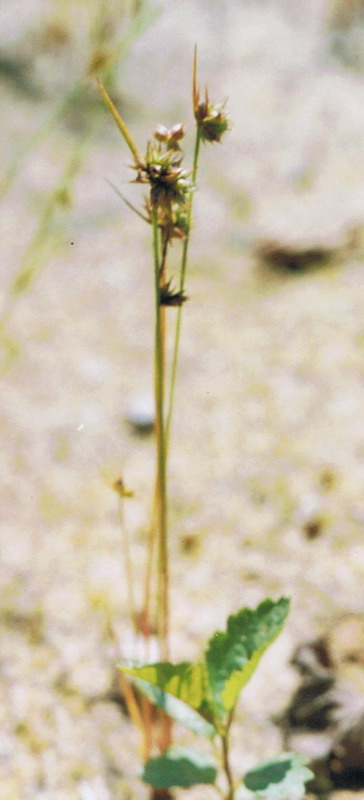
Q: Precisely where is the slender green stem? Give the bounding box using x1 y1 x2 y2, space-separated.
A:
221 711 236 800
140 483 158 641
160 231 170 281
165 127 201 448
152 205 169 661
221 732 235 800
179 127 202 290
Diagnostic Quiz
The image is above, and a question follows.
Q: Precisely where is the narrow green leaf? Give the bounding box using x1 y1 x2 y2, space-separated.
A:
134 678 216 737
141 746 217 789
205 598 290 714
244 752 313 799
119 661 211 717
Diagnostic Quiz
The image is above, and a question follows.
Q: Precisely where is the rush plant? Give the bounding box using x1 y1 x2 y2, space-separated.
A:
98 53 312 799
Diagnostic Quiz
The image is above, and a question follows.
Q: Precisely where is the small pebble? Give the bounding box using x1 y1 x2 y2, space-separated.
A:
125 393 155 435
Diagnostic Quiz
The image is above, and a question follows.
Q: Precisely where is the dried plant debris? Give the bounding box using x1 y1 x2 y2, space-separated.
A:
277 615 364 793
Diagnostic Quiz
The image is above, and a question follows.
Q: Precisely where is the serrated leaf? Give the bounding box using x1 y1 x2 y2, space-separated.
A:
119 661 212 719
134 678 216 737
205 598 290 714
141 745 217 788
244 752 313 799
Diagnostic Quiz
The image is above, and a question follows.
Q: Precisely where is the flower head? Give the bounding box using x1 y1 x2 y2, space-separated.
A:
134 142 192 209
193 50 230 143
160 280 188 307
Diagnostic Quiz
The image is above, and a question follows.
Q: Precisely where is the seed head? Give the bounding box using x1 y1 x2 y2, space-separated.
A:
160 280 188 307
193 49 230 143
134 142 192 209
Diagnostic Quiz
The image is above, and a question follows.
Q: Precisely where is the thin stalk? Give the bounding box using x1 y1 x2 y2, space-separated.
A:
140 231 169 651
119 673 150 761
107 180 150 223
152 204 172 755
152 205 169 661
179 128 202 291
140 693 153 762
221 712 235 800
165 127 201 448
222 737 234 800
117 495 137 634
159 229 169 422
159 231 170 282
140 482 158 643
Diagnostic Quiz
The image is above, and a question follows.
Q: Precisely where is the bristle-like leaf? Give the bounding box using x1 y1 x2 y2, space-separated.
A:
97 78 143 165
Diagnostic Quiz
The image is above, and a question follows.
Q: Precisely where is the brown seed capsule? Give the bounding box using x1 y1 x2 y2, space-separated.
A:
160 280 188 307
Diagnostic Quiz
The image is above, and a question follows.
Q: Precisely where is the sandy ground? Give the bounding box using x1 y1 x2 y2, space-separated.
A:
2 0 364 798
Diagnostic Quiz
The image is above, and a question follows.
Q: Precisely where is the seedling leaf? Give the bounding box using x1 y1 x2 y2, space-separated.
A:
134 678 216 737
141 745 217 788
244 752 313 799
205 597 290 714
119 661 213 719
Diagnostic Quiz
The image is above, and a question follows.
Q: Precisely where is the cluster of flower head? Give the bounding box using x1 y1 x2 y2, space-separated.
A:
129 51 230 242
135 138 191 210
132 123 192 247
97 64 230 310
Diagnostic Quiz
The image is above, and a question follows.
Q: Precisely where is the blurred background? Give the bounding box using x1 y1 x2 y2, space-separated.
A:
2 1 364 798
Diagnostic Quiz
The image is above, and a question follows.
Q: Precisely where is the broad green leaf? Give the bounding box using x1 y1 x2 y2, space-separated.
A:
134 678 216 737
141 745 217 788
244 752 313 799
205 598 290 714
119 661 212 718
